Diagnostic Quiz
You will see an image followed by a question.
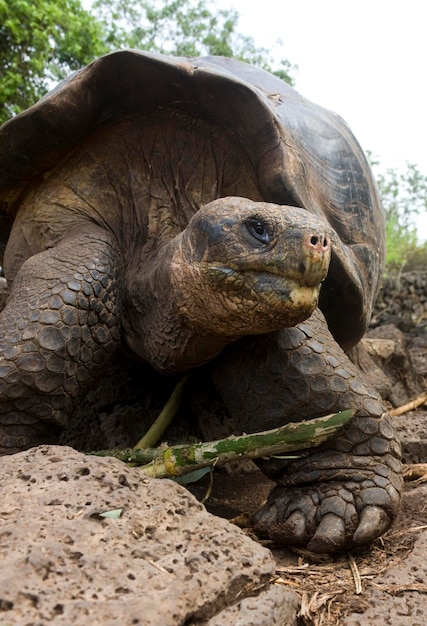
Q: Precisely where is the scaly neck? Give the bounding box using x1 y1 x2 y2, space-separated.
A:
122 233 236 373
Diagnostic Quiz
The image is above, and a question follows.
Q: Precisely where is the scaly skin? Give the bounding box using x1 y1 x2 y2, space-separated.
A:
212 309 403 553
0 200 401 553
0 199 330 454
0 225 121 453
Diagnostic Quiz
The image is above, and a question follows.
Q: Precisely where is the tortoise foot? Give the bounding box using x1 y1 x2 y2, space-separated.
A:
252 477 400 553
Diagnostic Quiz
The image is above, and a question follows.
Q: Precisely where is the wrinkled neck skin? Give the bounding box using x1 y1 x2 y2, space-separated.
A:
121 198 329 374
122 232 238 374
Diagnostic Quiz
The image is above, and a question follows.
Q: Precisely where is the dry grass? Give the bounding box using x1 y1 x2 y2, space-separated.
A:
261 518 426 626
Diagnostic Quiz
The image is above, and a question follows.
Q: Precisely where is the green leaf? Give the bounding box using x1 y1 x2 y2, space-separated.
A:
99 508 124 519
173 467 211 484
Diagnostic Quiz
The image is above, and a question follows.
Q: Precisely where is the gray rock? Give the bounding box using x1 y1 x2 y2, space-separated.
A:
205 585 299 626
372 270 427 329
343 484 427 626
0 445 298 625
394 410 427 464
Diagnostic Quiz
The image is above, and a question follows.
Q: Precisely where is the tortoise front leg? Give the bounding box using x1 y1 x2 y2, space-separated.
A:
0 226 121 453
212 309 403 553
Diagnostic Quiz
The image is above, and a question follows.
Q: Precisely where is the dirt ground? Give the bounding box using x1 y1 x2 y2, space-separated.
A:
187 328 427 625
0 271 425 624
188 440 427 626
186 325 427 625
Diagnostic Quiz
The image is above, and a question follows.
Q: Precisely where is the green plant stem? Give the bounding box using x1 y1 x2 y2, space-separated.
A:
91 410 354 478
133 375 189 450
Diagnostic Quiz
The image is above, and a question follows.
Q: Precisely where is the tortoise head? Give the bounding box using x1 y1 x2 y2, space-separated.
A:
123 196 331 373
172 197 331 338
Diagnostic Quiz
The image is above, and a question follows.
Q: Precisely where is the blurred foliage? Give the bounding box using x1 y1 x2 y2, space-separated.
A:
0 0 295 124
370 158 427 276
0 0 108 122
92 0 295 83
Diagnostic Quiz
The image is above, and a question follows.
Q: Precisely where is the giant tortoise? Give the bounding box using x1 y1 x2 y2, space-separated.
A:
0 50 402 553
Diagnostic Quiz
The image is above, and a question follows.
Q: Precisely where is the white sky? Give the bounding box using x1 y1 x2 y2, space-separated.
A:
218 0 427 241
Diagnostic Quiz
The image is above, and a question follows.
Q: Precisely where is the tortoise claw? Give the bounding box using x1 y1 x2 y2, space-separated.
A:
253 506 310 545
307 513 346 553
280 509 309 543
253 490 317 545
251 499 279 528
252 480 398 553
353 505 390 545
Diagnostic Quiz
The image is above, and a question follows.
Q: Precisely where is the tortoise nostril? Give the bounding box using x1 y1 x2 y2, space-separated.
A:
308 233 330 253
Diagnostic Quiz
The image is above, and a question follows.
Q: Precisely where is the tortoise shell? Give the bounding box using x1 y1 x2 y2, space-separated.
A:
0 50 384 349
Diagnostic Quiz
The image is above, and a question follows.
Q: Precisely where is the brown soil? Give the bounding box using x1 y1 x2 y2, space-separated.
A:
189 449 427 626
188 320 427 625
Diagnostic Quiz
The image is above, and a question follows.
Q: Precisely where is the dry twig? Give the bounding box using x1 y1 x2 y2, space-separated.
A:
390 393 427 416
403 463 427 483
347 553 362 594
299 591 341 625
371 582 427 595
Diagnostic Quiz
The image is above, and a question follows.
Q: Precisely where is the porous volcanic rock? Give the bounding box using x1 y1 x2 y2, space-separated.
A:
0 445 297 625
343 483 427 626
372 271 427 329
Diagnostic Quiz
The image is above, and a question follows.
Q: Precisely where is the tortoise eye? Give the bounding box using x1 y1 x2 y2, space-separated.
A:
245 218 271 244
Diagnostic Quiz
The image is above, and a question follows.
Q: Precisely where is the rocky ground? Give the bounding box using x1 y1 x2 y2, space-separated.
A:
0 274 426 625
188 423 427 626
1 406 425 626
187 316 427 626
0 445 300 625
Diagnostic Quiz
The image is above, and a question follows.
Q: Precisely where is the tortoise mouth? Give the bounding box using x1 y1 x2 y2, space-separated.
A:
242 270 323 310
194 264 322 336
242 265 328 289
205 264 324 311
206 263 327 291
